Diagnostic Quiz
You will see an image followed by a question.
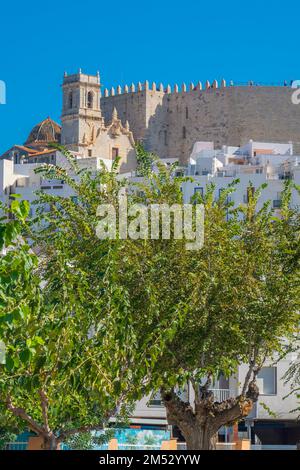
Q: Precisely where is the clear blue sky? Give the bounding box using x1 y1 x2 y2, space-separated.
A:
1 0 300 154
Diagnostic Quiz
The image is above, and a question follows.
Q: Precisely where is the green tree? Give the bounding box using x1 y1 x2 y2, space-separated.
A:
121 163 300 449
135 142 157 177
2 146 299 451
283 348 300 418
0 199 114 450
0 148 180 450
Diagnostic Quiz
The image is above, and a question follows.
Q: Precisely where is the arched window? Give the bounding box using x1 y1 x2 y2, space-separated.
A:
87 91 93 109
68 91 73 109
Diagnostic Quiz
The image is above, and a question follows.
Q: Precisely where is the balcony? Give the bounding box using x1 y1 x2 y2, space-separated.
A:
148 388 233 407
40 179 64 190
209 388 232 402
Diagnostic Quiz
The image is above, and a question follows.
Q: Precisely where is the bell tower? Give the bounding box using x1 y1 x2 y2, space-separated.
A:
61 69 104 156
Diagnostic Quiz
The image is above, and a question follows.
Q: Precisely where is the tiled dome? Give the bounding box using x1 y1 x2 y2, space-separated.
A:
25 117 61 145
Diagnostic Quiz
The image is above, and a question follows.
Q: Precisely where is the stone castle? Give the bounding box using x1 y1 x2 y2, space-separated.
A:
61 70 300 164
2 70 300 169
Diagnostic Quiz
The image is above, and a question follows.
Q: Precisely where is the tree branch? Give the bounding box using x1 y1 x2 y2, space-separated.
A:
212 380 259 430
191 378 201 405
57 405 120 443
242 362 255 396
242 348 260 396
38 389 50 434
6 395 45 436
161 388 195 427
57 423 106 443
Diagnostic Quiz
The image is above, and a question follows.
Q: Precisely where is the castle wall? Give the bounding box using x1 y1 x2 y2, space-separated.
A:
101 82 300 163
163 86 300 162
101 87 148 142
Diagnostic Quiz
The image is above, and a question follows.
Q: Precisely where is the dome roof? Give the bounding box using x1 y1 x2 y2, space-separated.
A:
25 117 61 146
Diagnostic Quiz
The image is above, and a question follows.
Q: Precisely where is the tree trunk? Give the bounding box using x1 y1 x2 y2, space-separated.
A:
43 433 59 450
161 382 259 451
184 425 218 450
161 389 219 450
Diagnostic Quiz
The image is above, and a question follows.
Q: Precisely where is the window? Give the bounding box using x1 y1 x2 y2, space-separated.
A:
164 130 168 146
68 91 73 109
112 147 119 159
257 367 277 395
194 187 204 196
149 392 163 407
273 199 282 208
219 188 230 202
88 149 92 157
87 91 93 109
193 187 204 203
182 126 186 139
186 106 189 119
273 191 282 208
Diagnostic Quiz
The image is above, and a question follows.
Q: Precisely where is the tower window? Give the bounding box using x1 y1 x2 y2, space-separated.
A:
112 147 119 159
68 92 73 109
87 91 93 109
164 130 168 146
186 106 189 119
182 126 186 139
88 149 92 157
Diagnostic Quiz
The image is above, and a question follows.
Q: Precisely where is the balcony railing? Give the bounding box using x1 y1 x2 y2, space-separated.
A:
209 388 232 402
149 388 232 407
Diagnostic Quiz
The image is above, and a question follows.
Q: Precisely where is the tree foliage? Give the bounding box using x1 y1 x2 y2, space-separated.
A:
0 148 181 449
1 146 299 450
116 163 300 449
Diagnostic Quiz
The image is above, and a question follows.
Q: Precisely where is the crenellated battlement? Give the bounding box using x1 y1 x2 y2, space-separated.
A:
63 71 292 99
101 78 292 98
102 79 227 97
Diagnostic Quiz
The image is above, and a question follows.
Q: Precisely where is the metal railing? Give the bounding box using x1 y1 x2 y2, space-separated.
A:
251 444 297 450
209 388 232 402
5 441 28 450
117 443 161 450
149 388 232 407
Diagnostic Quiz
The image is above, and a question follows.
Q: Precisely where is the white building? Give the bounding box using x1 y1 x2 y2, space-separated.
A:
183 140 300 211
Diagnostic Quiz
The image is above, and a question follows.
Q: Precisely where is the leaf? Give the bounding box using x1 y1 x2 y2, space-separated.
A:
20 348 32 365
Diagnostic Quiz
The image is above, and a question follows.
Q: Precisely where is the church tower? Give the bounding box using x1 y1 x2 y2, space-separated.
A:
61 70 104 156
